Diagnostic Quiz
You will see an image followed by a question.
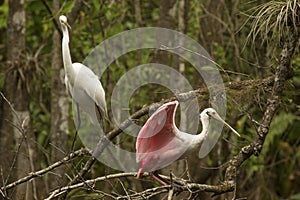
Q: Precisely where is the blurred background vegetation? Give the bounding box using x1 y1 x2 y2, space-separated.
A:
0 0 299 199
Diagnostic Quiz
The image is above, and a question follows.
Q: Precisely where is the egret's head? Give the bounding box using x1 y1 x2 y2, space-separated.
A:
200 108 240 137
59 15 67 24
59 15 71 29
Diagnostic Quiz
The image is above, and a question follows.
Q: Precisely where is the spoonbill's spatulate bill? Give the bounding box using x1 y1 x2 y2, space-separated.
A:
136 100 240 182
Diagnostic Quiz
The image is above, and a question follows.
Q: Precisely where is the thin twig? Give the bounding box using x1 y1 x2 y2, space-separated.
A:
0 92 20 121
0 92 26 189
46 172 140 199
0 148 89 192
159 45 250 78
46 172 235 199
40 0 62 37
168 171 174 200
119 179 132 200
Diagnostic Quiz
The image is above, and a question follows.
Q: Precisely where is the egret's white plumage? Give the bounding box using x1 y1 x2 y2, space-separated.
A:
59 15 107 125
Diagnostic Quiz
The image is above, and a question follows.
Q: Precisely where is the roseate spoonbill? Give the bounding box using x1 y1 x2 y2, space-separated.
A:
59 15 108 150
136 100 240 184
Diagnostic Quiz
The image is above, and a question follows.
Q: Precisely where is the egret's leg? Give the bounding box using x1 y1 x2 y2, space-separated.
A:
95 103 104 129
71 103 81 152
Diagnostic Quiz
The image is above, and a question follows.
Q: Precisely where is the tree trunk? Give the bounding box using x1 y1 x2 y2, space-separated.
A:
48 0 69 191
154 0 177 66
199 0 225 55
3 0 41 199
134 0 143 26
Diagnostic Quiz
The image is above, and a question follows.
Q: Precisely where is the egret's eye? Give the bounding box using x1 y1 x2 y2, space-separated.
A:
206 111 210 116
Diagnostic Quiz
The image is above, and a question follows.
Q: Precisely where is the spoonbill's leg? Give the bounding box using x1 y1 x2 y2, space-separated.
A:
151 171 169 185
151 171 183 194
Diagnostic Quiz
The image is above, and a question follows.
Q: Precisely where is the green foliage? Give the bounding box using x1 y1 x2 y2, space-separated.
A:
212 42 228 66
0 0 8 29
291 193 300 200
262 111 300 157
0 1 8 90
30 101 50 148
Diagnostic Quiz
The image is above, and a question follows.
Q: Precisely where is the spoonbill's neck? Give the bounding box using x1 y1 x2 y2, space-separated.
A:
182 116 210 150
196 115 210 144
200 116 210 139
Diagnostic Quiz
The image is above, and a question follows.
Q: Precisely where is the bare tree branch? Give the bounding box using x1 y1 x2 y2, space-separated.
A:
46 172 234 199
0 148 89 194
225 26 299 183
41 0 62 37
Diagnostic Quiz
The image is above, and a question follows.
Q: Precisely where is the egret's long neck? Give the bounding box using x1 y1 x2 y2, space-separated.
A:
61 24 75 85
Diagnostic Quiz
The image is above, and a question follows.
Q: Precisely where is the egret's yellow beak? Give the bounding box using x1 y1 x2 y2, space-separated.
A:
63 20 71 29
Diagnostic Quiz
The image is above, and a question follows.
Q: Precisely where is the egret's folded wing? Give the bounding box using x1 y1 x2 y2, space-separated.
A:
73 63 108 119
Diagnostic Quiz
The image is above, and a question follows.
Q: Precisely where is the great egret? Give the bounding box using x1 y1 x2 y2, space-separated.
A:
136 100 240 184
59 15 108 150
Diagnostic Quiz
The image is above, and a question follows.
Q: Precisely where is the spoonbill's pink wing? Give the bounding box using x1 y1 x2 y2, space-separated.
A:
136 101 178 163
136 102 179 179
136 109 169 162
